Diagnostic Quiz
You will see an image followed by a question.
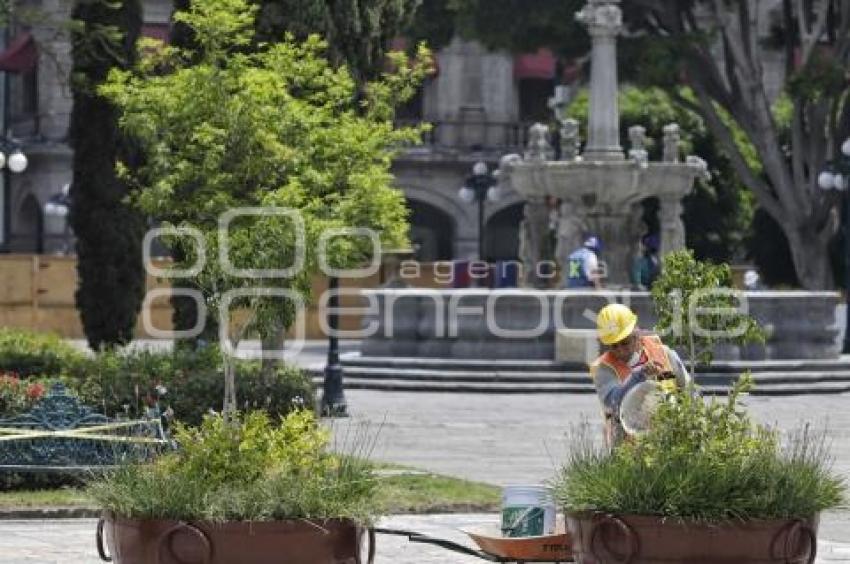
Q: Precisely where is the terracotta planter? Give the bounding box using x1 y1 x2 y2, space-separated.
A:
96 512 374 564
565 512 818 564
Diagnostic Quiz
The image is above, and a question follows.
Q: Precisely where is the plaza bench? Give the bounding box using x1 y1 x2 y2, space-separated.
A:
0 383 170 474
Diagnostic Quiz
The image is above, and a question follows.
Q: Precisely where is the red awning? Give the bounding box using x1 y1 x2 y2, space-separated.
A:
141 23 170 43
0 32 37 73
514 48 556 80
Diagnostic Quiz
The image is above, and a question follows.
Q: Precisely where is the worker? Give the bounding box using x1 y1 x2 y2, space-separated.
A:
590 303 692 447
564 235 603 289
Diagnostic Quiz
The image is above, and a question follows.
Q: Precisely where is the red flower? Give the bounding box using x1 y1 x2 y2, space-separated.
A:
25 382 45 400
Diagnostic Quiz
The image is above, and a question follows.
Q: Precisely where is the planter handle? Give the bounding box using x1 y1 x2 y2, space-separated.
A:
156 522 212 564
96 517 112 562
770 519 817 564
360 527 376 564
589 513 638 564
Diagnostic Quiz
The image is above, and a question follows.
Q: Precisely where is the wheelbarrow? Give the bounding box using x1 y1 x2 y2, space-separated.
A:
374 521 573 563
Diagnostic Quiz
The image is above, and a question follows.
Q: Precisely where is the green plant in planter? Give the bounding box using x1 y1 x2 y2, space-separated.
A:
652 250 765 373
553 375 846 522
88 409 380 524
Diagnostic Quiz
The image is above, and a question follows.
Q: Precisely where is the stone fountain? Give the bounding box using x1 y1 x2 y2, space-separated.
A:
506 0 708 287
345 0 840 370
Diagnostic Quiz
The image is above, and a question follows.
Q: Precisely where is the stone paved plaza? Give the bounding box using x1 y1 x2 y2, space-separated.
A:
336 389 850 543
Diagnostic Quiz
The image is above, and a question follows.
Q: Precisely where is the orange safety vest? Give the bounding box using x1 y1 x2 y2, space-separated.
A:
589 334 673 446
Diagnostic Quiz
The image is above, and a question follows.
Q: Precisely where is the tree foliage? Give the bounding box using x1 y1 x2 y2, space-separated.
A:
100 0 427 413
255 0 421 86
68 0 145 350
651 250 764 372
622 0 850 289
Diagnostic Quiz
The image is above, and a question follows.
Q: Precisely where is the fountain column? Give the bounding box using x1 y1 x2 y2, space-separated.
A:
658 198 686 258
576 0 624 161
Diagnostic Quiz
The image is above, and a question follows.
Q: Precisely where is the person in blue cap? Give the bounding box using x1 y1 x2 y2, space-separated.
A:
565 235 603 289
630 234 661 290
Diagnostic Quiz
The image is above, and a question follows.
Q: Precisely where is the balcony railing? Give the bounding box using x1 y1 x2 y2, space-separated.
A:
395 118 536 152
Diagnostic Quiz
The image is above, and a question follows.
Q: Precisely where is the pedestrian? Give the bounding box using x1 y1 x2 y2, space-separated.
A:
630 234 661 290
590 303 693 447
564 235 603 289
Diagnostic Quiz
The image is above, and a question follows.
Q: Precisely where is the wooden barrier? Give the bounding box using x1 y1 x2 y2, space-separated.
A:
0 254 458 340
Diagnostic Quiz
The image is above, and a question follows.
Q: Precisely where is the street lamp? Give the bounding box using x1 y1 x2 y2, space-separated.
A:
458 161 500 262
818 136 850 354
320 274 348 418
0 140 28 249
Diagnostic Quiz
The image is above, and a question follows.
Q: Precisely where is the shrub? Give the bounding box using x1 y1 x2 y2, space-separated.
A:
69 346 315 425
552 375 846 522
0 328 85 377
88 410 380 523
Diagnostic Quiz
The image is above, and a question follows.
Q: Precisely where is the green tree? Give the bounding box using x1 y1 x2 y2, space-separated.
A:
621 1 850 290
255 0 421 88
651 250 764 373
69 0 145 350
101 0 426 413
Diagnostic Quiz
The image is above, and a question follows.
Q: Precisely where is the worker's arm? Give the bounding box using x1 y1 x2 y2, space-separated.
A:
594 364 647 414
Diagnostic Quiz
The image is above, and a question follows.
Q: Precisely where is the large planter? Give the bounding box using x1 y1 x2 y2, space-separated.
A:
565 512 818 564
96 512 374 564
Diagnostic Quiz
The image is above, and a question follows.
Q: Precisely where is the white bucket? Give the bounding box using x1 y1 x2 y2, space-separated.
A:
500 485 556 538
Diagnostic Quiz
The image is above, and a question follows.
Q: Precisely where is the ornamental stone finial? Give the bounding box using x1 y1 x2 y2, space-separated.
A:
561 119 581 161
628 125 648 167
662 123 681 163
525 123 554 161
576 0 623 35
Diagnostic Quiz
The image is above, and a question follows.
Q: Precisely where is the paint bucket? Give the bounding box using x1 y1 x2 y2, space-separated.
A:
500 485 556 538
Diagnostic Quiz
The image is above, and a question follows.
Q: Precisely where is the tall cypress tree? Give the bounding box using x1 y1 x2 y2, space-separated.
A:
69 0 145 350
255 0 421 86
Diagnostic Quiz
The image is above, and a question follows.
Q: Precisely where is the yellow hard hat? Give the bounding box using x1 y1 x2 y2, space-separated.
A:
596 303 638 345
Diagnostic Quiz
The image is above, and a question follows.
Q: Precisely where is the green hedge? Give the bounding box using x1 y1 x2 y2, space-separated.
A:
0 329 315 426
71 347 315 426
0 328 85 377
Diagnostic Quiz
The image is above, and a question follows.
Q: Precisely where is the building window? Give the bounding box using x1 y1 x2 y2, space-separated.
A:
518 78 554 123
21 65 37 115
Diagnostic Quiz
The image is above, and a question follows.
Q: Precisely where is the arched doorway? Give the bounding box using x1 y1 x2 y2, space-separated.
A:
407 199 455 261
484 203 523 261
16 193 43 253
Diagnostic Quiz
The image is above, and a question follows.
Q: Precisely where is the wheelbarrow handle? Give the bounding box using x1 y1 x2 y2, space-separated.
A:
407 533 502 562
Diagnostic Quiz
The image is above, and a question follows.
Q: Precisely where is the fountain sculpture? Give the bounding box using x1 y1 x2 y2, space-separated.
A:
506 0 708 287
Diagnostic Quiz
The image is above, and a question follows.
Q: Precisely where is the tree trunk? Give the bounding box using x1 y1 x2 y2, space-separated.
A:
785 224 835 290
222 355 237 419
260 324 285 384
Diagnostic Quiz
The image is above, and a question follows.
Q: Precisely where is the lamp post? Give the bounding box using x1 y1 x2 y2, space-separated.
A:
320 274 347 417
0 140 28 250
458 161 500 263
818 136 850 354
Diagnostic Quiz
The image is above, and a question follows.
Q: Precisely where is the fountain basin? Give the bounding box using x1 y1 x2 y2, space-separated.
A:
359 289 840 361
